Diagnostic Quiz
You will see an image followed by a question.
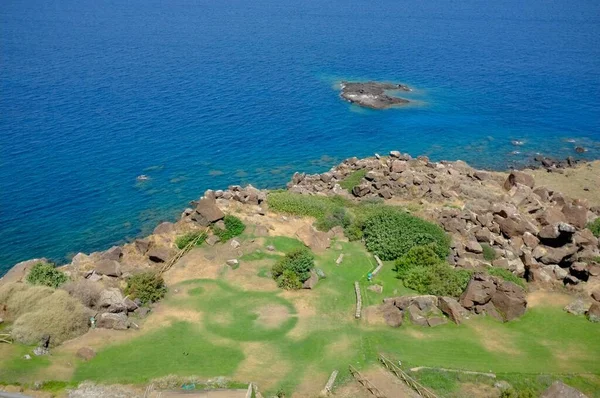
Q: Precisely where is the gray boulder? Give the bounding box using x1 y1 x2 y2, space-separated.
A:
94 259 122 277
564 299 591 316
147 247 170 263
587 302 600 323
438 296 469 324
96 313 129 330
191 197 225 226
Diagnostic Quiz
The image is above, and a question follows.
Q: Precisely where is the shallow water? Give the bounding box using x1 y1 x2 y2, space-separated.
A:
1 0 599 273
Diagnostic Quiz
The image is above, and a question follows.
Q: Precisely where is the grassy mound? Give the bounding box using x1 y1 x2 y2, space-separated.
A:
11 289 91 346
0 283 54 320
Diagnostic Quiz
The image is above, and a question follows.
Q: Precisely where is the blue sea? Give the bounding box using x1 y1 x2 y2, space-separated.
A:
1 0 599 274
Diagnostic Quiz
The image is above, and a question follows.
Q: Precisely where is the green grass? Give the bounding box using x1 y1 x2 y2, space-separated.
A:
239 250 282 262
339 169 367 191
487 266 526 288
74 321 245 383
482 243 496 261
587 218 600 238
267 191 342 219
175 231 207 250
3 232 596 396
0 344 51 382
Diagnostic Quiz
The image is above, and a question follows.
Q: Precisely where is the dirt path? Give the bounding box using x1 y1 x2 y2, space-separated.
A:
360 368 421 398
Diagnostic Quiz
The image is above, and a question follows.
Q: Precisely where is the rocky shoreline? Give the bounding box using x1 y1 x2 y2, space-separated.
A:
1 152 599 329
340 81 411 109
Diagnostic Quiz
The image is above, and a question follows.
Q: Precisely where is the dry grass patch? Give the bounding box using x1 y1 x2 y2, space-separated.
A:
0 283 54 320
255 304 291 328
234 343 292 392
527 291 573 309
469 322 520 356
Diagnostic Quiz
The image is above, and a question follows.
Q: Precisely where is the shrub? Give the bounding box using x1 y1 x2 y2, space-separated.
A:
394 245 442 279
403 263 471 297
587 218 600 238
272 248 315 289
125 272 167 304
482 244 496 261
362 209 450 261
500 388 536 398
487 267 526 289
213 215 246 241
339 169 367 191
314 206 352 232
277 269 303 290
0 282 54 320
175 231 207 250
11 289 91 346
26 262 68 288
62 280 102 308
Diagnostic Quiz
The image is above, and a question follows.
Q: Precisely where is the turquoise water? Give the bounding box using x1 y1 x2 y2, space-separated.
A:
1 0 599 273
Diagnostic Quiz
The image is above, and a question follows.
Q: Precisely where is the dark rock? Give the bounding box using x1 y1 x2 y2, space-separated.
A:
302 271 319 289
503 171 535 191
340 81 410 109
382 303 403 327
570 262 589 281
438 296 468 324
561 204 588 229
490 281 527 321
587 302 600 323
147 247 170 263
460 273 497 309
407 304 428 326
191 197 225 226
427 316 448 327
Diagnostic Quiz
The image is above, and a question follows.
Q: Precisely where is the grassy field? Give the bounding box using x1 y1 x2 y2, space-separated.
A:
2 234 599 397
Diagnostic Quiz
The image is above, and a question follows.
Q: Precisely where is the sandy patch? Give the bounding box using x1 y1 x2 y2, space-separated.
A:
225 259 279 292
254 304 291 328
363 305 387 326
457 382 499 398
290 367 329 398
527 291 573 309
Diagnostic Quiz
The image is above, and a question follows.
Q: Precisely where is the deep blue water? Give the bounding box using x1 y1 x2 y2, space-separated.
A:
1 0 600 274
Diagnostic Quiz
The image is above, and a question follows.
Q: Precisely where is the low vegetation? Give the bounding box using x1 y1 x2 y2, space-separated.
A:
212 215 246 241
175 230 207 250
25 262 68 288
271 248 315 290
125 272 167 304
362 208 450 260
339 169 367 191
0 283 54 320
482 243 496 261
487 267 526 288
587 218 600 237
62 279 102 308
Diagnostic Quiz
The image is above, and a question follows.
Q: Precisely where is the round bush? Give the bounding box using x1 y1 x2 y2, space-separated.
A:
277 269 302 290
271 248 314 289
394 245 442 279
362 210 449 261
125 272 167 304
403 263 471 297
213 215 246 241
26 262 68 288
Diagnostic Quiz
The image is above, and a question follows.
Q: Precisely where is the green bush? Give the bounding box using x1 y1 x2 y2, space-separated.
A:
314 206 352 232
26 262 68 288
587 218 600 238
175 231 207 250
500 388 536 398
403 263 472 297
277 269 303 290
487 267 526 289
212 215 246 241
362 209 450 261
267 191 337 219
272 248 314 289
339 169 367 191
125 272 167 304
394 245 442 279
482 244 496 261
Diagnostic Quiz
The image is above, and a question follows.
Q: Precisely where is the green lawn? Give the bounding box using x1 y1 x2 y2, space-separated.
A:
3 235 599 396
